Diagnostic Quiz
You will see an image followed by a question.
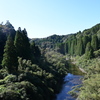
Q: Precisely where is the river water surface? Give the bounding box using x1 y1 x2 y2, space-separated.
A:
56 64 84 100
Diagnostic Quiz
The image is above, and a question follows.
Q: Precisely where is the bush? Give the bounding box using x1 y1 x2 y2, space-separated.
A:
0 69 8 79
4 75 17 83
78 63 100 100
94 49 100 57
0 89 21 100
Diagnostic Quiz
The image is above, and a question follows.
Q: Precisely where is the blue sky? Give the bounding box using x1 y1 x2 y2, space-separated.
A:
0 0 100 38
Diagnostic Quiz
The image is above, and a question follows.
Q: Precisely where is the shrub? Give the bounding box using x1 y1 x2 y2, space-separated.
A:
4 75 17 83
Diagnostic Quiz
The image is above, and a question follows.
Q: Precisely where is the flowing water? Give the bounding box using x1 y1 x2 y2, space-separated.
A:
56 64 84 100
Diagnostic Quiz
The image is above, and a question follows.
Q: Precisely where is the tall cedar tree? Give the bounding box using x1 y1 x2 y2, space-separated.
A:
70 39 77 55
2 35 18 73
85 42 93 59
64 42 68 54
68 41 71 54
57 43 65 54
76 38 84 56
30 41 36 63
91 34 98 51
0 30 6 64
30 41 41 63
97 30 100 48
82 35 90 53
14 28 31 60
70 40 74 55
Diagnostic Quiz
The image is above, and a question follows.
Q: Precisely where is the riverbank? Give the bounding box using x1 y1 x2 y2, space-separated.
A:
79 67 87 73
66 56 87 74
66 55 100 100
55 58 84 100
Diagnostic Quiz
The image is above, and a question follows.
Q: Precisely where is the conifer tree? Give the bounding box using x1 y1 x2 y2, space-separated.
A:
68 41 71 54
14 29 23 58
14 28 31 60
82 35 89 53
2 35 18 73
70 40 74 55
21 28 31 59
34 46 41 57
0 30 6 64
30 41 36 62
70 39 77 55
85 42 93 59
30 41 41 64
91 34 98 51
97 30 100 48
76 38 84 56
64 42 68 54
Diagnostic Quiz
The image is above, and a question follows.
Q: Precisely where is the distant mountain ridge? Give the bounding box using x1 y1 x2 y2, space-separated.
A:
33 23 100 58
31 34 73 49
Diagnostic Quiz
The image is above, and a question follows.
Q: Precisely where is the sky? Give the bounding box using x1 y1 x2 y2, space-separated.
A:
0 0 100 38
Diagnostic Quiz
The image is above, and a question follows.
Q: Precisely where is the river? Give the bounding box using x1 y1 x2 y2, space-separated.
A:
55 64 84 100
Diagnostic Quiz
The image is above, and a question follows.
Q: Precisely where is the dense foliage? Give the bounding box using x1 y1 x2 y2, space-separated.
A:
34 23 100 100
32 34 71 50
79 66 100 99
0 21 68 100
34 23 100 60
74 57 100 100
0 21 100 100
2 35 18 73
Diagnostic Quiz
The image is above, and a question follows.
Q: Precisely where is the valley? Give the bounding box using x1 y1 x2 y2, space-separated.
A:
0 22 100 100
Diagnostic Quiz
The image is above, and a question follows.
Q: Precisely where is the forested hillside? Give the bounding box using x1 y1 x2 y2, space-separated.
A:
0 21 100 100
32 34 72 50
34 23 100 59
0 21 68 100
34 23 100 100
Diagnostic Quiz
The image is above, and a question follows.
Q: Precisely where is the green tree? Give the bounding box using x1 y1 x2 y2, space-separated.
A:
85 42 93 59
70 40 74 55
70 39 77 55
56 43 65 54
97 30 100 48
67 41 71 54
22 28 31 59
82 35 89 53
2 35 18 73
30 41 36 63
0 30 6 64
76 37 84 56
91 34 98 51
34 46 41 58
64 42 68 54
14 28 31 60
